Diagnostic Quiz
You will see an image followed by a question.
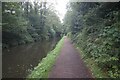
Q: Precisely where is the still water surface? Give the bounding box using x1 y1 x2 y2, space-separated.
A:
2 39 59 78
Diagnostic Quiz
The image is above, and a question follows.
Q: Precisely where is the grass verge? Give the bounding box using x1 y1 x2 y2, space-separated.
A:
75 44 108 78
27 36 65 78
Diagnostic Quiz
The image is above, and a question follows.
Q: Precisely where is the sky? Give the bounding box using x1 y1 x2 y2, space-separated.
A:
53 0 69 23
28 0 119 23
30 0 69 23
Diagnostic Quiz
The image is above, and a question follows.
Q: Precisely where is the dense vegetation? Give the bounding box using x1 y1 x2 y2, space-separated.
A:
2 2 63 48
64 2 120 78
27 36 64 78
2 1 120 78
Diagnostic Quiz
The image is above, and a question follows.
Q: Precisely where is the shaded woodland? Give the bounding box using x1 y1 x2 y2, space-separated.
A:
2 2 120 78
64 2 120 78
2 2 64 48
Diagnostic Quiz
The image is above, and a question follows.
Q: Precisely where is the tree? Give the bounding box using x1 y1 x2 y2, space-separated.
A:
64 2 120 78
2 2 63 47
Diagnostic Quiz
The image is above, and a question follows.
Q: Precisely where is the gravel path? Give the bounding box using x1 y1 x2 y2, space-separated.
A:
49 36 93 78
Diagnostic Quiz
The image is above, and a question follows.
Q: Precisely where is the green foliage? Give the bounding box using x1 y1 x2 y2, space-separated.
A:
2 2 34 48
76 46 107 78
64 2 120 78
2 2 63 48
27 36 64 78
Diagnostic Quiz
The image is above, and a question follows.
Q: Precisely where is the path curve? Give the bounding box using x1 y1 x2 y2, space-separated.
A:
49 36 93 78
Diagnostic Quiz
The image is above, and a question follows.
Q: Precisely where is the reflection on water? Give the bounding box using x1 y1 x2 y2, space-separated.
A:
2 39 59 78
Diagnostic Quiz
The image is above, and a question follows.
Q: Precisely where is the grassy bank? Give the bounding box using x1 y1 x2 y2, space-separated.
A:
75 45 108 78
27 36 65 78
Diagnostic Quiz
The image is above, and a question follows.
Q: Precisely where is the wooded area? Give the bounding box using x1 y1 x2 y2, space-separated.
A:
64 2 120 78
2 2 64 48
2 2 120 78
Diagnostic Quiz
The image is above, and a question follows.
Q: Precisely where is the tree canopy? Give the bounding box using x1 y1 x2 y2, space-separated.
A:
2 2 63 48
63 2 120 78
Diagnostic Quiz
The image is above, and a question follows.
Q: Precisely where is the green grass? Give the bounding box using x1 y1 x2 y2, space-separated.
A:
75 45 108 78
27 36 65 79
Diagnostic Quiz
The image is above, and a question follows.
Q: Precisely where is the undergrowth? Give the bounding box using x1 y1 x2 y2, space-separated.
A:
75 46 108 78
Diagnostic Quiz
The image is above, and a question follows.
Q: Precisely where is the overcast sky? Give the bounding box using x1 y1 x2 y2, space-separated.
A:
51 0 69 23
29 0 69 23
3 0 119 23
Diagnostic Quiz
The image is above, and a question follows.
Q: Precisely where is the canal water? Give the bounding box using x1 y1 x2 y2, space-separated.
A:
2 38 59 78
